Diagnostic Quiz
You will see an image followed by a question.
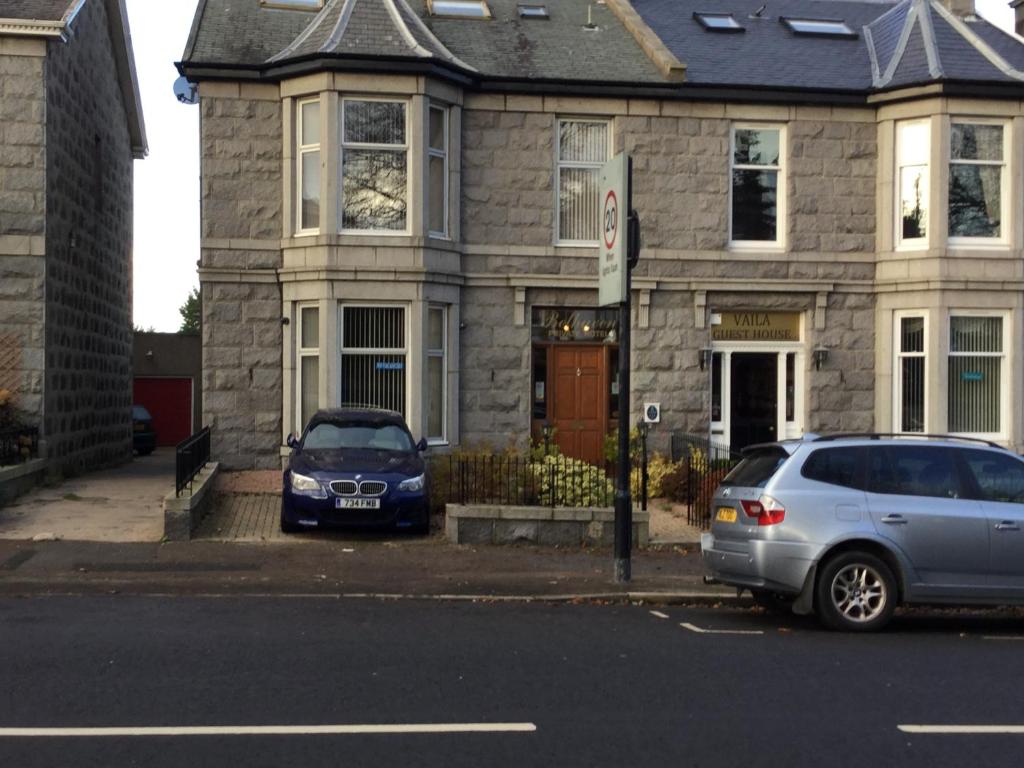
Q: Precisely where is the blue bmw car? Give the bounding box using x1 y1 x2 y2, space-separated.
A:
281 409 430 535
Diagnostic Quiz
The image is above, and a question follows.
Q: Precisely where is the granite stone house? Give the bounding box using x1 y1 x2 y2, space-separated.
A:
179 0 1024 470
0 0 146 476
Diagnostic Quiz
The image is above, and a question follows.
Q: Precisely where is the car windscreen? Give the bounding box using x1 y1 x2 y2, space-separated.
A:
303 422 414 452
720 447 789 488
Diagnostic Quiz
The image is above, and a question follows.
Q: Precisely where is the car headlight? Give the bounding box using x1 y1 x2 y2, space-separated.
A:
290 471 326 498
398 474 425 492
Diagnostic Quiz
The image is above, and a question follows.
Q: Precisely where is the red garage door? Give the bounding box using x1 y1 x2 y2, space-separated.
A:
133 377 193 447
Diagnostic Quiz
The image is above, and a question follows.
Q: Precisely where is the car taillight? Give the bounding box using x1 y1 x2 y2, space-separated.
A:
740 495 785 526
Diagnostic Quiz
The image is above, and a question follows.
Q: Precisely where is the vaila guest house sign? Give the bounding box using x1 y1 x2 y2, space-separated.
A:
712 312 802 342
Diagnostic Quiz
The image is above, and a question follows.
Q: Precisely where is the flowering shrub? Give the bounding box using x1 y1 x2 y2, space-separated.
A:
532 454 614 507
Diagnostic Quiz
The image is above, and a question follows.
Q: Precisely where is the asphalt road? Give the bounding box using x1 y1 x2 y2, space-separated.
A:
2 597 1024 767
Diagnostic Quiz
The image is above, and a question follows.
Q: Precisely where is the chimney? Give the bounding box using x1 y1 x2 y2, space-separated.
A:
942 0 974 17
1013 0 1024 36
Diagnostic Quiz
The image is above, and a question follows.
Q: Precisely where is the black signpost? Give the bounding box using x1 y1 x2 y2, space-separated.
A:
617 160 640 584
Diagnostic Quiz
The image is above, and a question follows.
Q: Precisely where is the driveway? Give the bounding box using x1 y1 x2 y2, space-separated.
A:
0 449 173 542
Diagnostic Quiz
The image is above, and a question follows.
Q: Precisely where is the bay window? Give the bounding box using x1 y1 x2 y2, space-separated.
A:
896 120 929 246
556 118 609 244
297 305 320 430
426 306 447 442
949 121 1006 241
948 314 1005 436
730 125 783 245
340 306 407 415
428 105 448 238
297 99 321 233
341 99 408 232
894 314 926 433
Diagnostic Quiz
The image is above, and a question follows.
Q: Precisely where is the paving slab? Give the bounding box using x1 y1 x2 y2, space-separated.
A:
0 449 173 543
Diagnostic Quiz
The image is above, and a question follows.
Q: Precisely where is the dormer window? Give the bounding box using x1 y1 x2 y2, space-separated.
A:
427 0 491 18
694 12 744 32
260 0 323 9
781 17 856 37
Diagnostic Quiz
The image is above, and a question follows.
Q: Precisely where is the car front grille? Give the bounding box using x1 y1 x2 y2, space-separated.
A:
329 480 388 497
359 481 387 497
330 480 358 496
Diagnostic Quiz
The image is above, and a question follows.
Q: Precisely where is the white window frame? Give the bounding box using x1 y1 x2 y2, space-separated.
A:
338 303 410 417
426 305 448 444
296 97 321 236
555 117 611 246
339 97 410 236
948 118 1010 248
947 310 1009 441
893 311 928 434
296 304 320 434
895 119 930 250
728 123 786 250
427 104 449 240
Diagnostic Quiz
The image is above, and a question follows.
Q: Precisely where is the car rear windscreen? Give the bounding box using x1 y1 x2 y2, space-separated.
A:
720 447 789 488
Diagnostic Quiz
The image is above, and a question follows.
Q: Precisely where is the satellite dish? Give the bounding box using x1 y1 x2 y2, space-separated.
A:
173 76 198 106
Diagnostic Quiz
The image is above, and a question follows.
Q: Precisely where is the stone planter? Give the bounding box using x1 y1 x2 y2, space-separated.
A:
445 504 649 547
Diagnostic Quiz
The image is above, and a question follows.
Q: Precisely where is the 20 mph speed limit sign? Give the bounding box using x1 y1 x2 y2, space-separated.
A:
598 154 628 307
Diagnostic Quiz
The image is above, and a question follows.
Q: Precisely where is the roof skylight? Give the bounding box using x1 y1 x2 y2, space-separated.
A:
261 0 323 9
693 12 744 32
428 0 491 18
781 17 857 37
518 4 549 18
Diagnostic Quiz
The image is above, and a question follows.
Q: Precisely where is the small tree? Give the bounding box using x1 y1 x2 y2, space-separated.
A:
178 288 200 334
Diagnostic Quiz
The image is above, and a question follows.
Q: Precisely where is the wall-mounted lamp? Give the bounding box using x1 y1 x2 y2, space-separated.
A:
145 349 154 360
812 345 830 371
698 347 714 372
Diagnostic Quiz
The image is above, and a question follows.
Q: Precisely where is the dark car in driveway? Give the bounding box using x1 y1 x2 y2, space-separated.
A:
281 408 430 535
132 405 157 455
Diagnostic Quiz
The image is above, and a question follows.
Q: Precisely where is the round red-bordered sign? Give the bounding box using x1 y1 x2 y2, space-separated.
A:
603 190 618 250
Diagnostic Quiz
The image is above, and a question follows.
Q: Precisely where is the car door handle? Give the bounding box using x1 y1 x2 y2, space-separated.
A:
995 521 1020 532
881 514 908 525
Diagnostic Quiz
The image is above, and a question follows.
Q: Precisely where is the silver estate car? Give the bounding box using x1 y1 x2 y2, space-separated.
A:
701 434 1024 631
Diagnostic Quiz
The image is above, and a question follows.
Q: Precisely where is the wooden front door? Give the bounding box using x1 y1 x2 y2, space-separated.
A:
551 346 607 465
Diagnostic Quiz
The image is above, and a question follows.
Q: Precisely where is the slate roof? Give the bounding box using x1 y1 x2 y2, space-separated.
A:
182 0 667 84
0 1 77 21
633 0 896 91
181 0 1024 93
867 0 1024 88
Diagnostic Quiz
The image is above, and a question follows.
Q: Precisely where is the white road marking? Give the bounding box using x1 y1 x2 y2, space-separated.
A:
982 636 1024 641
680 622 763 636
649 610 670 619
0 723 538 738
899 725 1024 734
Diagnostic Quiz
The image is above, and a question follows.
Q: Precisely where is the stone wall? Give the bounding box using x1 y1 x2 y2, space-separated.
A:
43 0 135 476
0 39 46 426
459 285 531 449
199 90 283 469
462 106 877 261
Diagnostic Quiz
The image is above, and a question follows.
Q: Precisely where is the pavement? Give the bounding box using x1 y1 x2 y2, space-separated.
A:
0 534 731 602
0 448 173 542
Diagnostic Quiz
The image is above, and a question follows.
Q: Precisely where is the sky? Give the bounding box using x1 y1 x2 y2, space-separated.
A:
125 0 1017 332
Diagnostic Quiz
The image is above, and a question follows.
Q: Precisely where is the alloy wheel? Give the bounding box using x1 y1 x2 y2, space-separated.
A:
829 563 887 623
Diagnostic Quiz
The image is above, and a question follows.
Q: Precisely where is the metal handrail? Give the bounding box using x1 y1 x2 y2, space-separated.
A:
175 426 211 497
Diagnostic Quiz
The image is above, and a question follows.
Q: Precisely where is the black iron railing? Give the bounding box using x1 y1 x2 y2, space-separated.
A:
671 433 743 528
0 427 38 466
446 453 628 509
175 426 211 497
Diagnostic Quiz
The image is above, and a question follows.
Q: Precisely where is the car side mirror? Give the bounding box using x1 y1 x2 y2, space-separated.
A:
287 433 300 450
416 437 428 452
